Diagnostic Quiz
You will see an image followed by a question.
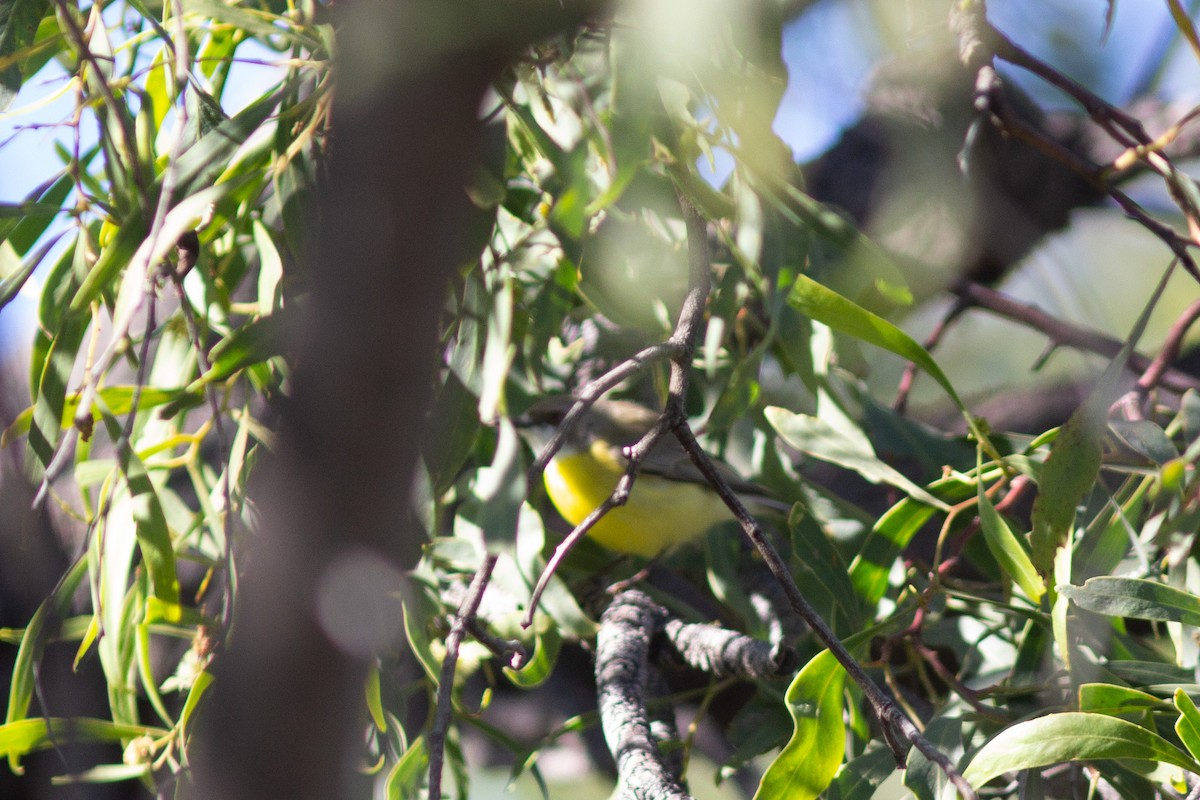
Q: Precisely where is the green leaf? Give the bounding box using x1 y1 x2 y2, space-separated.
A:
73 178 246 313
1079 683 1164 716
787 504 861 632
1110 419 1179 465
171 82 289 198
0 234 58 313
963 712 1200 789
754 649 846 800
849 472 975 607
824 745 898 800
422 372 480 497
385 737 429 800
503 626 560 689
184 0 322 49
1175 689 1200 763
1032 260 1173 572
1030 399 1104 573
366 663 387 733
977 480 1043 602
905 716 965 800
25 312 85 477
787 274 966 424
51 762 151 784
189 311 290 389
179 669 213 742
1059 577 1200 626
1 166 77 255
3 386 183 447
0 718 166 761
0 0 50 111
97 412 180 605
67 216 146 313
765 406 947 510
135 621 173 727
5 556 88 772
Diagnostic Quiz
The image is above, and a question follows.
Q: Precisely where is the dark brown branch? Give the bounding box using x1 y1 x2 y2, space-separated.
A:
955 4 1149 149
952 281 1200 395
1114 292 1200 420
526 341 684 480
1137 297 1200 395
428 554 498 799
970 67 1200 282
466 618 528 670
521 412 672 628
895 297 969 414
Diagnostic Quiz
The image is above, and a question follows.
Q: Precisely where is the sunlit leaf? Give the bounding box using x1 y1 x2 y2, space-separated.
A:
1060 577 1200 626
977 480 1043 602
754 650 846 800
963 713 1200 790
766 405 947 509
0 718 166 762
0 0 50 111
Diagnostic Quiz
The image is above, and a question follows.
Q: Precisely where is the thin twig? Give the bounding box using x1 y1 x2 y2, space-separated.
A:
910 637 1006 722
895 297 969 414
521 412 672 628
952 281 1200 394
671 420 975 797
51 0 149 210
34 2 196 508
526 341 684 480
466 618 528 670
1114 293 1200 420
1137 296 1200 395
428 554 498 800
970 67 1200 282
956 4 1149 149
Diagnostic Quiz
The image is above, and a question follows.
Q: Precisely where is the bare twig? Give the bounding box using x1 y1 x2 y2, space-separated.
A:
526 341 684 480
969 67 1200 282
34 1 197 508
466 618 528 670
428 554 498 800
895 297 969 414
1114 293 1200 420
521 412 672 628
955 4 1148 149
1136 296 1200 395
951 281 1200 395
910 637 1005 723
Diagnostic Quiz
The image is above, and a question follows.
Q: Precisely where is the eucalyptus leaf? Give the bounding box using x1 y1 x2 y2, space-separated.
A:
1060 577 1200 626
754 649 846 800
963 712 1200 789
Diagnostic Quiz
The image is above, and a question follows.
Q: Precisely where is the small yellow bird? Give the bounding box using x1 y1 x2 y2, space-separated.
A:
521 397 786 557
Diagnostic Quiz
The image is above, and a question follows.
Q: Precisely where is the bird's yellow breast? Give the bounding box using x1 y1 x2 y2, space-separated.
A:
542 441 734 557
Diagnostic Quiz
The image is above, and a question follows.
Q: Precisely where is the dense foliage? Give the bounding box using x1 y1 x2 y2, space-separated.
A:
4 1 1200 799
